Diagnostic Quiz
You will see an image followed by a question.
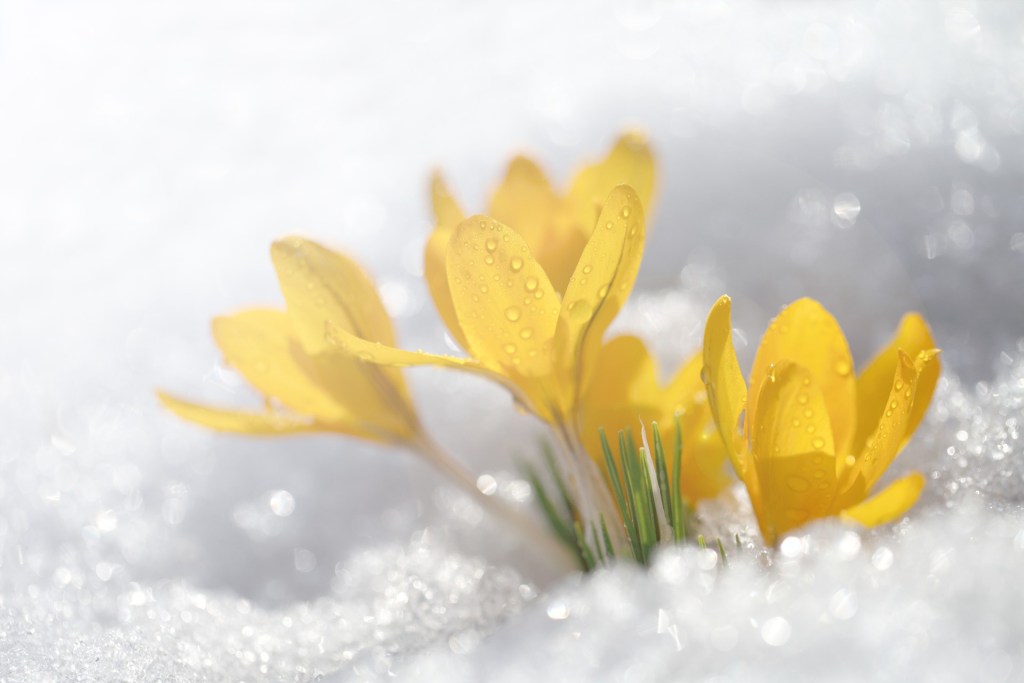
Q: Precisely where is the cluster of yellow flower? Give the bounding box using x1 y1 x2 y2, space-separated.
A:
159 133 940 563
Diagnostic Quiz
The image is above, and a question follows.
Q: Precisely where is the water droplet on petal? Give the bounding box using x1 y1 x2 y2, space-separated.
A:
621 206 631 218
787 476 810 492
835 360 851 376
812 436 826 450
505 306 521 322
485 238 498 252
503 343 517 355
524 277 539 292
510 256 524 272
519 328 534 340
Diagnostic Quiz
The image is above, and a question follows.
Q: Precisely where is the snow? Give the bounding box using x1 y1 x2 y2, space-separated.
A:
2 0 1024 680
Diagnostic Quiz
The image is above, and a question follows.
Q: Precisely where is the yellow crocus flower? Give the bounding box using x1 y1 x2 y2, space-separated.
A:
579 335 731 504
325 136 655 542
159 237 577 569
158 237 419 443
701 295 940 546
328 136 654 429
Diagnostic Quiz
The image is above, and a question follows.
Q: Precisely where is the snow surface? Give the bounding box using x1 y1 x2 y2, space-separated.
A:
2 0 1024 680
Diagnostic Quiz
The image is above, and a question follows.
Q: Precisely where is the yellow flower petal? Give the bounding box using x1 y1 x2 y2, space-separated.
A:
446 215 560 377
907 348 941 447
554 185 645 398
665 349 704 416
675 402 733 503
431 170 464 229
748 298 856 458
852 313 938 456
840 472 924 527
270 236 397 354
157 392 320 435
488 156 558 242
844 350 921 493
578 336 662 462
424 225 470 351
212 309 351 423
568 132 655 230
751 362 839 545
487 156 585 294
701 295 750 478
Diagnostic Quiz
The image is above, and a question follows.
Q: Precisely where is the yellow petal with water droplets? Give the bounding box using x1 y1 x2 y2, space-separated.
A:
555 185 645 399
430 171 464 229
322 319 533 404
845 350 920 492
748 298 856 458
568 133 655 231
852 313 938 456
424 226 470 351
751 362 839 545
212 309 351 423
701 295 749 478
447 215 560 377
906 348 940 448
841 472 924 527
270 237 396 354
157 393 322 436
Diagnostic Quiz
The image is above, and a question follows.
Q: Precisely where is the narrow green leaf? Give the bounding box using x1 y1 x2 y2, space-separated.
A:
541 440 576 521
671 413 686 543
618 429 646 564
522 461 577 553
600 515 616 561
573 521 596 570
652 422 673 528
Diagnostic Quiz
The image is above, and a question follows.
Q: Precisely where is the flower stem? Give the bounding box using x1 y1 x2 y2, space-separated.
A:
412 434 580 573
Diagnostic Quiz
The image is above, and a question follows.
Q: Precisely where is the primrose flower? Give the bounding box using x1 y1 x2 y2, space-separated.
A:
159 237 419 443
580 335 731 503
702 296 940 546
328 135 654 429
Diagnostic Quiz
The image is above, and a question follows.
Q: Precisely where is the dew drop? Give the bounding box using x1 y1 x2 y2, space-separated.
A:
835 360 852 376
510 256 524 272
479 284 489 293
582 265 593 275
604 221 614 230
484 255 495 265
569 300 592 321
485 238 498 252
787 476 810 492
621 206 631 218
524 277 539 292
812 436 826 450
797 394 809 405
519 328 534 340
597 285 609 298
503 343 517 355
505 306 521 322
894 379 904 391
805 424 816 434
